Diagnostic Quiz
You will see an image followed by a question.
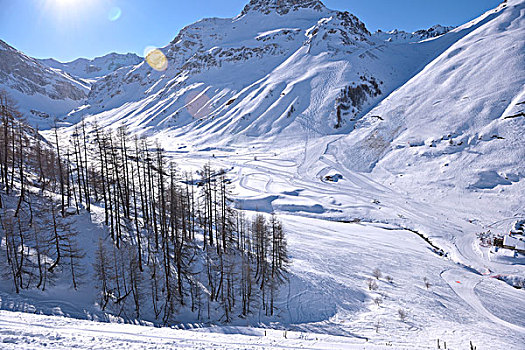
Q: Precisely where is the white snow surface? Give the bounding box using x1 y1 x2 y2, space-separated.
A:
1 0 525 348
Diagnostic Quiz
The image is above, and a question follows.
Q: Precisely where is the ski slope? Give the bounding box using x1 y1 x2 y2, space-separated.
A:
2 215 524 348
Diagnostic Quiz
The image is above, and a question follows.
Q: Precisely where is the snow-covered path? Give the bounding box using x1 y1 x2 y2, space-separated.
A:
0 310 401 349
441 269 525 334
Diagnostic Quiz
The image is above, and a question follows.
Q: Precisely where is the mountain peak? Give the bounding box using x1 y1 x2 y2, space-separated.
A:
240 0 326 16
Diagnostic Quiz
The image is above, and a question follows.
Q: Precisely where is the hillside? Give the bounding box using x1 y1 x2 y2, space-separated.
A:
328 0 525 252
0 40 89 128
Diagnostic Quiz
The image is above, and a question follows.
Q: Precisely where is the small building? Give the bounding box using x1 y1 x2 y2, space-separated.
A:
503 235 519 249
503 233 525 253
324 172 343 182
516 240 525 254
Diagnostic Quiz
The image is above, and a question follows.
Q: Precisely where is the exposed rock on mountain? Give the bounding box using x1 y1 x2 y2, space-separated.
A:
374 25 456 43
0 39 88 127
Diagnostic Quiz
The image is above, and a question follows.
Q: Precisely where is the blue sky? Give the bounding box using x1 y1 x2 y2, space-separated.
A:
0 0 502 62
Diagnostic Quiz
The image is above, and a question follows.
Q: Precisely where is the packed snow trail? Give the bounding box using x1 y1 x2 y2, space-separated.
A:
441 269 525 334
0 310 411 350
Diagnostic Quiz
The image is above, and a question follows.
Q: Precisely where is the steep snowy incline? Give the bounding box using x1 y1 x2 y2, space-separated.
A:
332 0 524 172
327 0 525 265
39 53 142 81
69 1 512 147
0 40 89 128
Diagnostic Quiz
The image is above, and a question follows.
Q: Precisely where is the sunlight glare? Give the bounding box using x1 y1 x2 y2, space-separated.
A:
54 0 81 9
44 0 100 24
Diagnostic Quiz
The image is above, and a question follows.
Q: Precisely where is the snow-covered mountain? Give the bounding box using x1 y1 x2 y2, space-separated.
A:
329 0 524 218
3 0 522 251
67 0 524 269
70 0 460 140
39 52 143 81
0 39 89 127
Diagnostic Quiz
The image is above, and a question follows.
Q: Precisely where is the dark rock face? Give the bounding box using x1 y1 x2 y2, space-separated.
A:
0 40 87 101
241 0 326 15
334 76 382 129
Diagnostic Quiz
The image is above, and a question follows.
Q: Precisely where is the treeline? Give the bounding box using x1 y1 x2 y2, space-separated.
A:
0 89 289 324
0 91 85 293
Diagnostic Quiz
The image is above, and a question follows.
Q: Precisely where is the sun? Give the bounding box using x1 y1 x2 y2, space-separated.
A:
44 0 84 13
42 0 102 24
53 0 80 8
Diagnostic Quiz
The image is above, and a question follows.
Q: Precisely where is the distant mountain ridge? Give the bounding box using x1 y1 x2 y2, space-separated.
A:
374 25 456 43
70 0 472 141
39 52 143 80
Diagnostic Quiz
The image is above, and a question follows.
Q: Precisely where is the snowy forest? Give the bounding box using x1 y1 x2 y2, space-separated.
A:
0 90 289 324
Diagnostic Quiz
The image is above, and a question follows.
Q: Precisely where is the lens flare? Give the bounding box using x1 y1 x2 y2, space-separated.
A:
108 6 122 21
145 48 168 72
185 90 212 119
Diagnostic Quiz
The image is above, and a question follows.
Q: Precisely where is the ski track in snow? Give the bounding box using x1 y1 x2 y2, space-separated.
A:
0 310 427 349
176 139 525 339
441 269 525 334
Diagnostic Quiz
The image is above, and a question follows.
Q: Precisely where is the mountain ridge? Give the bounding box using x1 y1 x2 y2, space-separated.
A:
374 24 456 43
39 52 143 81
239 0 327 16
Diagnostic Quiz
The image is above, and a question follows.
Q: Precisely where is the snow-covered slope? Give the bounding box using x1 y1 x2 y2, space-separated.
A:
0 40 89 128
329 0 524 219
39 52 143 81
1 0 524 348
